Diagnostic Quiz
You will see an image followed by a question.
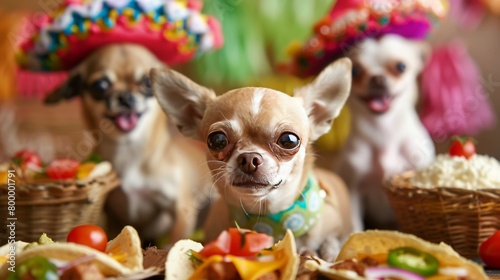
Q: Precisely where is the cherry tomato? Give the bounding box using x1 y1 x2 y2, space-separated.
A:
479 230 500 268
45 159 80 180
67 224 108 252
448 138 476 159
199 228 274 258
228 228 274 257
12 149 42 170
198 230 231 258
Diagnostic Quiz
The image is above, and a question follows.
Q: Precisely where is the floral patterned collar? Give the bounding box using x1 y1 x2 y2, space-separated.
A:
229 175 326 240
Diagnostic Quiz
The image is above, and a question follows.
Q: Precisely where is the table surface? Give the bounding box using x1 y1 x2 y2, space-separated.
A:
487 270 500 280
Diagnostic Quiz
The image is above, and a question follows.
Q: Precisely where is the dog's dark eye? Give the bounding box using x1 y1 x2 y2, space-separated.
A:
352 65 362 77
89 78 111 100
278 133 300 150
396 62 406 73
207 132 228 151
141 77 153 97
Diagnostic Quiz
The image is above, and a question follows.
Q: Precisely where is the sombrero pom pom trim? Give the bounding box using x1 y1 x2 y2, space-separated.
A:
16 0 223 71
287 0 449 78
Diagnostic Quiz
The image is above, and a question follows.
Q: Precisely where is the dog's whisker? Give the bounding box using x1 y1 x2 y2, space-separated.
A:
201 165 225 182
211 171 226 188
254 199 262 224
239 197 250 218
300 191 307 201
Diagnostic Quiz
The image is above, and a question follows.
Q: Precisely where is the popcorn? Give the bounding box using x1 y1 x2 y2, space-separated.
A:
409 154 500 189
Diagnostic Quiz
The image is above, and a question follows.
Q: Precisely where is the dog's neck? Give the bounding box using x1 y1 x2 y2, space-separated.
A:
227 147 323 240
230 171 324 240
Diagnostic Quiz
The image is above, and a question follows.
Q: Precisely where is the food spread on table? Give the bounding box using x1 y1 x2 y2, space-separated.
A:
0 149 111 183
304 230 488 280
0 225 153 279
166 227 299 280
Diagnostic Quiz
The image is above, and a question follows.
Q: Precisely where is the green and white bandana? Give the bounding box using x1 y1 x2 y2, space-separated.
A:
230 176 326 241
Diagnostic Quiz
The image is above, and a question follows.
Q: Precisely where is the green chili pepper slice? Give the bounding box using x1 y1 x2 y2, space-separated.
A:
7 256 58 280
387 247 439 277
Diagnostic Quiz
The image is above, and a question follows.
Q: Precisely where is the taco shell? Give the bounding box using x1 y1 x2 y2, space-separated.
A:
306 230 487 280
166 239 204 280
0 225 143 278
166 229 299 280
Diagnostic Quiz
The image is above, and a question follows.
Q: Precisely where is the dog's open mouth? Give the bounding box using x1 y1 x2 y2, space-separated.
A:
360 93 394 114
108 112 142 132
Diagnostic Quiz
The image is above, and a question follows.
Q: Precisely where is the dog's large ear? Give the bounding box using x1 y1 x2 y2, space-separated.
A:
294 58 352 141
414 41 431 72
44 73 83 104
150 67 217 139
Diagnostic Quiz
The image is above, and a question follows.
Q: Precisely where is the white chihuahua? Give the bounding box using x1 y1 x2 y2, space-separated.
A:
151 58 354 260
333 34 435 231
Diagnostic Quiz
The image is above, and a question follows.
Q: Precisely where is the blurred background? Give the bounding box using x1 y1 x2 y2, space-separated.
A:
0 0 498 162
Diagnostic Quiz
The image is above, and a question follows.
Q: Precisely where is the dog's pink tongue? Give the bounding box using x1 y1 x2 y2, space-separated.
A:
115 113 139 132
368 96 391 113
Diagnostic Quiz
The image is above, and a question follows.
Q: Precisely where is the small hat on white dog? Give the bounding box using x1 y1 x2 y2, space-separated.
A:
286 0 448 78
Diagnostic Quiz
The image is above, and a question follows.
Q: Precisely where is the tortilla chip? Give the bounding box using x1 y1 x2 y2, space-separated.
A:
165 229 299 280
0 241 28 268
0 225 143 278
305 230 487 280
275 229 299 280
165 239 204 280
106 225 143 271
0 241 28 256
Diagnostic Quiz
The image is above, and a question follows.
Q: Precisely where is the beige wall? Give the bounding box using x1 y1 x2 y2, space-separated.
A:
430 14 500 158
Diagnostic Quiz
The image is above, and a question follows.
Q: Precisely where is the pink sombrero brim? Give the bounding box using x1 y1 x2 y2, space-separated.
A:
16 0 223 71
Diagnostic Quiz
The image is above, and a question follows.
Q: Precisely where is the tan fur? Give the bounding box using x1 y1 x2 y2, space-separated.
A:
45 44 213 244
151 58 354 261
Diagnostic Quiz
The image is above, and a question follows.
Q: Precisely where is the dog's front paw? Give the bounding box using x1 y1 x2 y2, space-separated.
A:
319 236 341 262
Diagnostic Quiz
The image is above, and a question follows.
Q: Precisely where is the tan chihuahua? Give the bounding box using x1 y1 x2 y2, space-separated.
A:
150 58 354 260
45 44 212 244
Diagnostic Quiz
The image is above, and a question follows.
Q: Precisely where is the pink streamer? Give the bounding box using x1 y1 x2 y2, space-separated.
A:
420 41 496 141
449 0 486 29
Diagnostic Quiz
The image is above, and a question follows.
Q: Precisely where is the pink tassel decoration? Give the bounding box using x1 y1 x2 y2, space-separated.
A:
16 69 68 100
449 0 486 29
420 41 496 141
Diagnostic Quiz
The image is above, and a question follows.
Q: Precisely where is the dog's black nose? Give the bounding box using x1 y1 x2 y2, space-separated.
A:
369 75 387 89
118 92 135 109
237 153 263 174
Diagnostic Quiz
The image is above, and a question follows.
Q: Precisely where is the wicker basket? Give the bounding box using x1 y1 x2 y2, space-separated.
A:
385 171 500 259
0 170 120 244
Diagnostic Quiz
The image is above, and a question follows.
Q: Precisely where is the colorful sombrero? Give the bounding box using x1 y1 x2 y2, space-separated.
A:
287 0 449 78
16 0 223 71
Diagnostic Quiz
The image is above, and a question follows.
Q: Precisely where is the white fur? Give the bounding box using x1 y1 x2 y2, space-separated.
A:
250 88 265 117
